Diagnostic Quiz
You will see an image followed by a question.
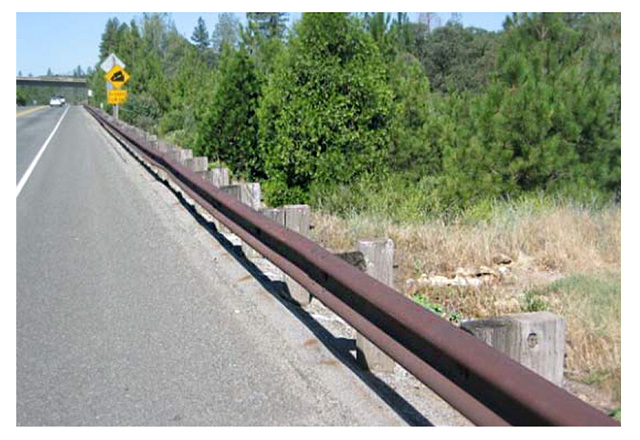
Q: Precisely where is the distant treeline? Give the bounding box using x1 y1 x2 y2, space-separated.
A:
90 12 620 215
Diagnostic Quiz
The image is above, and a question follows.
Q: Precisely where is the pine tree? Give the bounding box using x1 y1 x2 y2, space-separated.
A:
387 53 439 179
246 13 288 41
434 13 621 207
191 16 210 50
211 13 239 53
99 17 120 60
197 45 262 178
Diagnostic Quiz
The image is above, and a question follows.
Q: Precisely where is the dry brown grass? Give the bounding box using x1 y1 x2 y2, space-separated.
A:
310 202 621 406
312 203 620 286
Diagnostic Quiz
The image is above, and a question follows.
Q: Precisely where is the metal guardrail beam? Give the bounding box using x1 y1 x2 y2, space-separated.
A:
85 105 619 427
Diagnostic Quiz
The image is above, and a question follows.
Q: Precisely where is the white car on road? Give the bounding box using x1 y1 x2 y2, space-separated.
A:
49 97 63 107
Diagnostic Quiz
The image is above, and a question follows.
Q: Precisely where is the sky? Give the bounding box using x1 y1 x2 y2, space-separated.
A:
16 12 510 77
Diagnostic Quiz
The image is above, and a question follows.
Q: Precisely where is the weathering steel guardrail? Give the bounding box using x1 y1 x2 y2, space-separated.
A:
84 105 619 427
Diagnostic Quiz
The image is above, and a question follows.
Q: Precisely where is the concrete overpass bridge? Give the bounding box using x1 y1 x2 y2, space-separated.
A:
17 76 88 105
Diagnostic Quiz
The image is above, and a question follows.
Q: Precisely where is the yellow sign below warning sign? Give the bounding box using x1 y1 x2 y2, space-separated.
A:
104 64 130 89
107 90 128 105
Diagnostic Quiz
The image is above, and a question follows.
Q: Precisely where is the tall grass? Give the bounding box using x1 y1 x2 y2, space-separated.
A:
523 273 621 402
312 192 620 279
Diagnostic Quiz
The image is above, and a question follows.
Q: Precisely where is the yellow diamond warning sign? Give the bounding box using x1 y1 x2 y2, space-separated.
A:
104 65 130 89
107 90 128 105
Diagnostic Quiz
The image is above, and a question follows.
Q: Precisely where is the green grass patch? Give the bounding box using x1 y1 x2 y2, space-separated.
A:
521 273 620 331
610 407 621 422
411 293 462 324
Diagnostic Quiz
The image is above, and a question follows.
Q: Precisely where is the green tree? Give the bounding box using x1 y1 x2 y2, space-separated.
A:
246 12 288 41
99 17 120 60
191 16 210 50
258 13 393 205
211 13 240 53
420 22 499 93
387 53 441 179
160 43 216 149
196 45 262 178
16 88 27 105
433 13 621 208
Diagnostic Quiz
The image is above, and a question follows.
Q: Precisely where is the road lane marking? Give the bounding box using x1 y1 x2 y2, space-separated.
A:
16 106 47 118
16 105 70 198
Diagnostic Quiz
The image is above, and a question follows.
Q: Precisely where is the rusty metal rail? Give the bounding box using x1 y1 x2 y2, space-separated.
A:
85 105 619 426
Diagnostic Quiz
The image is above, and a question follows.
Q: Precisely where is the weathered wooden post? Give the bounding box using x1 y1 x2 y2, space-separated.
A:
145 134 158 148
355 238 396 373
154 139 173 153
260 207 286 279
219 183 262 255
461 312 565 386
184 157 208 179
240 183 262 258
207 166 229 187
261 207 285 225
283 205 312 307
166 148 193 165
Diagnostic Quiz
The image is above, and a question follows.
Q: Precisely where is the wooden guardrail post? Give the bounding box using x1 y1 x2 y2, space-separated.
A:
145 134 158 147
219 183 262 257
461 312 565 386
260 206 286 278
355 238 396 373
283 205 312 307
184 157 208 180
166 148 193 164
259 206 313 307
156 139 173 153
219 184 242 235
261 207 285 224
207 166 229 187
240 183 262 258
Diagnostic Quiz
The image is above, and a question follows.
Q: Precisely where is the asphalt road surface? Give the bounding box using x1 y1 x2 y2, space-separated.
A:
16 106 405 426
16 105 66 185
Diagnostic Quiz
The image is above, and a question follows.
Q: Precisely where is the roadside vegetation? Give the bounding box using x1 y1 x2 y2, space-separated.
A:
310 194 621 406
91 12 621 408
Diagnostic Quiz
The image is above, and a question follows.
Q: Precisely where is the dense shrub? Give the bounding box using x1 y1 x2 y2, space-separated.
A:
258 13 393 206
196 45 263 179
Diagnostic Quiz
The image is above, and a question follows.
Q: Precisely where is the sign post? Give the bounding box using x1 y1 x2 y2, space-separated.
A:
99 53 129 119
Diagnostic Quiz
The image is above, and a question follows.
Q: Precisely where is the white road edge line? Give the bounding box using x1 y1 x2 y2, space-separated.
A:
16 105 70 198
